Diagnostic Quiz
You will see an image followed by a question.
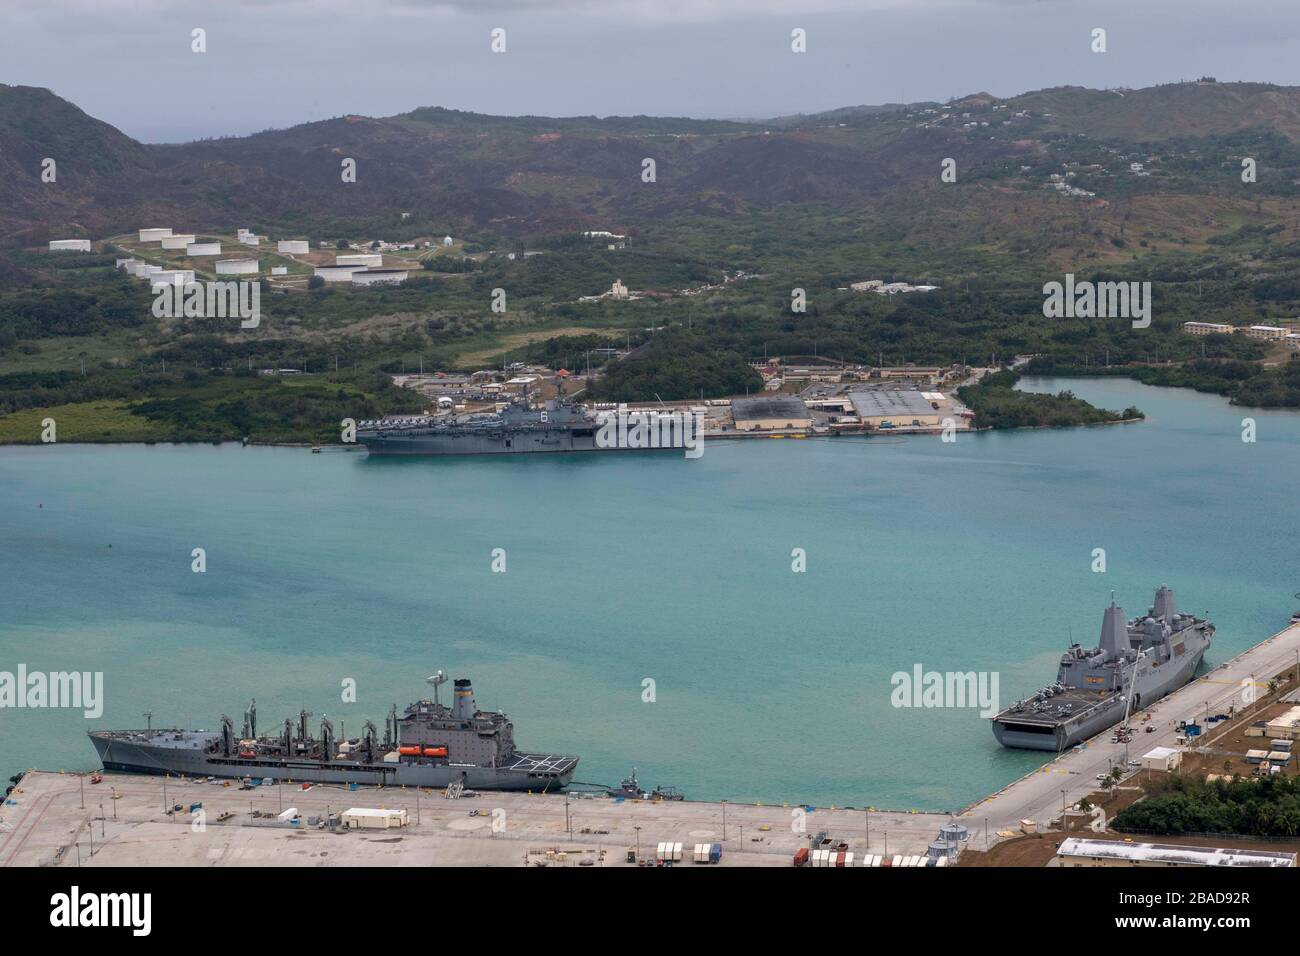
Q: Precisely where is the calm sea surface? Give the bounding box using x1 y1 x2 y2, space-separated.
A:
2 377 1298 809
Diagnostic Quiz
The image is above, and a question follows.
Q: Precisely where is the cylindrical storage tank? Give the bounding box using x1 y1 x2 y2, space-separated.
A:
216 258 259 275
49 239 91 251
315 264 364 282
271 266 287 276
186 241 222 257
239 235 260 246
277 239 309 254
336 253 383 268
161 234 197 250
351 269 408 287
939 822 969 845
138 228 173 242
927 840 955 859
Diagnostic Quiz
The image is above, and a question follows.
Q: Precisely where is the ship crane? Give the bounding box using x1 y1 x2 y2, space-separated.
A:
363 720 379 762
242 699 257 740
220 714 235 756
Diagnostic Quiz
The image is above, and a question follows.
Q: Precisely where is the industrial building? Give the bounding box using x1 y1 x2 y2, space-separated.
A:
161 233 197 250
351 268 409 287
216 258 260 275
186 241 222 257
1057 838 1295 868
278 239 310 254
138 228 173 242
336 253 383 268
730 396 813 432
849 389 945 428
48 239 91 251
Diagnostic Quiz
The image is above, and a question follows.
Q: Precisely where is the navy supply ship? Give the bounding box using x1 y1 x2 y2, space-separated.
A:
991 586 1214 751
88 674 578 792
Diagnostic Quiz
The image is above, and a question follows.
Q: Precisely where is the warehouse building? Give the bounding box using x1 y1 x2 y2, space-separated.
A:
48 239 91 251
351 268 409 287
849 389 945 428
730 396 812 432
1057 838 1294 868
216 258 260 275
186 241 222 257
278 239 310 254
160 233 197 250
138 228 173 242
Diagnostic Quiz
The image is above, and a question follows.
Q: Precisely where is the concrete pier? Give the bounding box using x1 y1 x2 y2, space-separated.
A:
1 772 948 867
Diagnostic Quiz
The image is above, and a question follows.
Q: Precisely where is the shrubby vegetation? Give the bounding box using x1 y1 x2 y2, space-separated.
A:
1114 775 1300 838
958 370 1140 429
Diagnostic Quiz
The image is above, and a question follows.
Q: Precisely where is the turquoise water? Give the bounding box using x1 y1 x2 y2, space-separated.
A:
2 377 1299 810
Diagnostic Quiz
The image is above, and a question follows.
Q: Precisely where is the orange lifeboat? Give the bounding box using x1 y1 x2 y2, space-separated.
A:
397 746 422 756
423 746 448 758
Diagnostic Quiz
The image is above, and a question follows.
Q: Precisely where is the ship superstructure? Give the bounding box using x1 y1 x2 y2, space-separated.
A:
89 673 577 791
991 586 1214 751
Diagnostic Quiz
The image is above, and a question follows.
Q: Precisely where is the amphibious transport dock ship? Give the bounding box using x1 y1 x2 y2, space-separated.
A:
89 674 578 791
991 586 1214 751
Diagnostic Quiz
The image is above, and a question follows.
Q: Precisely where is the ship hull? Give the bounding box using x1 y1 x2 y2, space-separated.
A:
89 734 576 792
992 637 1209 752
358 431 685 456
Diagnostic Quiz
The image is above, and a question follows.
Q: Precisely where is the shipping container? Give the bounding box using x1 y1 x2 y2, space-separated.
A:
709 843 722 864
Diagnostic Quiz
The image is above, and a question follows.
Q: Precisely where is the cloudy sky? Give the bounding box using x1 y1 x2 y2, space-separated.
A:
5 0 1299 143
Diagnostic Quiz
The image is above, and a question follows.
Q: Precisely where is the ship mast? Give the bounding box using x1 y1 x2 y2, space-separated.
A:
427 670 448 708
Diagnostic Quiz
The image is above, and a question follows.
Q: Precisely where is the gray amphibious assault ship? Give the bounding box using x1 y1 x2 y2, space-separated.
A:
357 399 604 456
89 673 578 791
991 586 1214 751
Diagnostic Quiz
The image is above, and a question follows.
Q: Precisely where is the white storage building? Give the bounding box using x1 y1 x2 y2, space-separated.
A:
138 228 173 242
186 241 222 257
1140 746 1181 772
341 807 408 830
161 234 197 250
48 239 91 251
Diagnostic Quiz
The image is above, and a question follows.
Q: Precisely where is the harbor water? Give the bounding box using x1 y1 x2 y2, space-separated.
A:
2 377 1298 809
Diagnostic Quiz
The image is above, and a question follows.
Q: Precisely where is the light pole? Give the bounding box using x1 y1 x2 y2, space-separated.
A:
634 825 641 863
721 800 727 841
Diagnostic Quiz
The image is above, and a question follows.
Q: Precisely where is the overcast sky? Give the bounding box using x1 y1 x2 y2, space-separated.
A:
5 0 1299 143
